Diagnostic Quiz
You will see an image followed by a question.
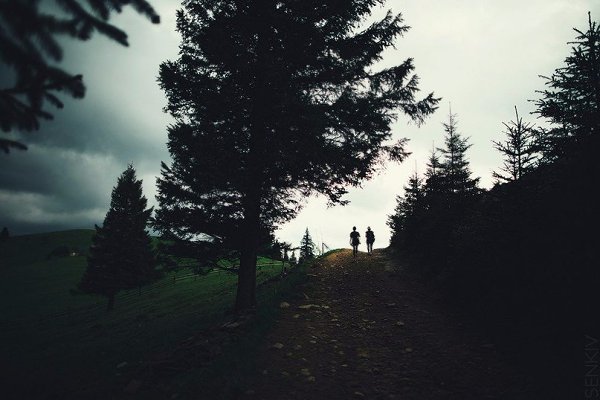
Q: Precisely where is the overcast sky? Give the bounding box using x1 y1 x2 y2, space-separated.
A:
1 0 598 252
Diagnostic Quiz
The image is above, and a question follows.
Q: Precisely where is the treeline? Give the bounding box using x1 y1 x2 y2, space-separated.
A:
387 13 598 367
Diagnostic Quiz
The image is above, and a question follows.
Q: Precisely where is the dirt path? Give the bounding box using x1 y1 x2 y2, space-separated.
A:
244 249 531 400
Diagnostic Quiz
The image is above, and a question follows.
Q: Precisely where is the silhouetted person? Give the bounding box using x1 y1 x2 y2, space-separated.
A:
349 226 360 258
365 227 375 255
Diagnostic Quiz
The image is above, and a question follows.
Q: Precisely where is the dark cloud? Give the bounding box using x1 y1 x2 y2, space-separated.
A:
0 1 177 235
1 145 119 234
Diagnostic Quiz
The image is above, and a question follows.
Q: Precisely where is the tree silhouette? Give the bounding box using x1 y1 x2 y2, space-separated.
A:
534 12 600 161
385 17 599 393
282 243 291 262
79 164 157 311
437 110 479 197
0 0 160 153
492 106 538 183
155 1 439 312
395 110 480 270
387 170 424 249
299 228 316 262
422 146 445 210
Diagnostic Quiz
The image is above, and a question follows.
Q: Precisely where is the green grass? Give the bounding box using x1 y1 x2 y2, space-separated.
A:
0 229 94 266
0 230 296 399
138 261 311 400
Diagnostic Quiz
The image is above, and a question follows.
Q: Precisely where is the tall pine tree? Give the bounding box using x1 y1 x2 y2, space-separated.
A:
79 164 156 311
492 106 538 183
437 110 479 198
155 1 439 312
299 228 316 262
387 170 424 249
534 12 600 161
422 146 444 211
411 110 479 271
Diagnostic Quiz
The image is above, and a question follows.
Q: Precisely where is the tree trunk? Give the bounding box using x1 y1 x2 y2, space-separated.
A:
235 194 260 314
235 242 258 313
234 10 267 314
106 293 115 311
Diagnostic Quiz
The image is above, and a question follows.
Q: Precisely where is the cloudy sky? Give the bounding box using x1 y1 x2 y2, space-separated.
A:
1 0 598 251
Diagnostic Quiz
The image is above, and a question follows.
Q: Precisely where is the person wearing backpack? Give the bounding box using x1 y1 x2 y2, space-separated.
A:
365 227 375 255
349 226 360 258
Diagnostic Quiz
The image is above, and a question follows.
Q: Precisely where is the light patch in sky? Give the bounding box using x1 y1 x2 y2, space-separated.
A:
276 0 599 250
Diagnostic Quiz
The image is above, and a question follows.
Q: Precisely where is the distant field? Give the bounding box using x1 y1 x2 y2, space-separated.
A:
0 230 294 398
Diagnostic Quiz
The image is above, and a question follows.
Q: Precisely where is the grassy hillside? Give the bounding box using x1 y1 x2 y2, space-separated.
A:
0 230 296 399
0 229 95 267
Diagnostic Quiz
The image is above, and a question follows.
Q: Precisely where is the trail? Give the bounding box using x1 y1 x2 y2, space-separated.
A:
245 249 531 400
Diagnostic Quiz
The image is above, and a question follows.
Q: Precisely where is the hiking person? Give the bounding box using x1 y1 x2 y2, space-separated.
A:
349 226 360 258
365 227 375 255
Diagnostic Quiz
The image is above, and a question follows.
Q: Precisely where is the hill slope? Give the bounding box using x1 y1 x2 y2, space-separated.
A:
0 230 289 399
0 229 95 268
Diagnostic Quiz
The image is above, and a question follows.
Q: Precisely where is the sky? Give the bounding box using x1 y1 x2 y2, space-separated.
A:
1 0 598 252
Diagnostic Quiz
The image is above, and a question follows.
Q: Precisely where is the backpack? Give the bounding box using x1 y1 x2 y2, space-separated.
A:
366 230 375 242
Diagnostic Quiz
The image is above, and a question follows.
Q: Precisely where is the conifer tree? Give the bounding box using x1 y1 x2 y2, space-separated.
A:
388 171 424 249
0 0 160 153
422 147 444 210
299 228 316 262
412 111 479 269
437 110 479 198
492 106 538 183
155 1 439 312
534 12 600 161
79 164 156 311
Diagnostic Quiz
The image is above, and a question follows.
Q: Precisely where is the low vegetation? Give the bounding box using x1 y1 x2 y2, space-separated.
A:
0 230 301 398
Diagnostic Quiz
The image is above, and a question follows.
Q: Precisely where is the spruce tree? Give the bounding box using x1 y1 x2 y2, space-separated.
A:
299 228 316 262
423 147 445 210
414 112 479 270
387 170 424 249
437 110 479 198
79 164 156 311
0 0 160 153
155 1 439 312
534 12 600 161
492 106 538 183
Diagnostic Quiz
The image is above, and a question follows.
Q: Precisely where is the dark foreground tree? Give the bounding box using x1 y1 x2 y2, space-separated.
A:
492 106 538 183
0 0 159 153
385 17 599 397
79 164 157 311
299 228 316 262
396 110 479 271
387 170 424 249
534 12 600 161
437 110 479 197
155 0 439 313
